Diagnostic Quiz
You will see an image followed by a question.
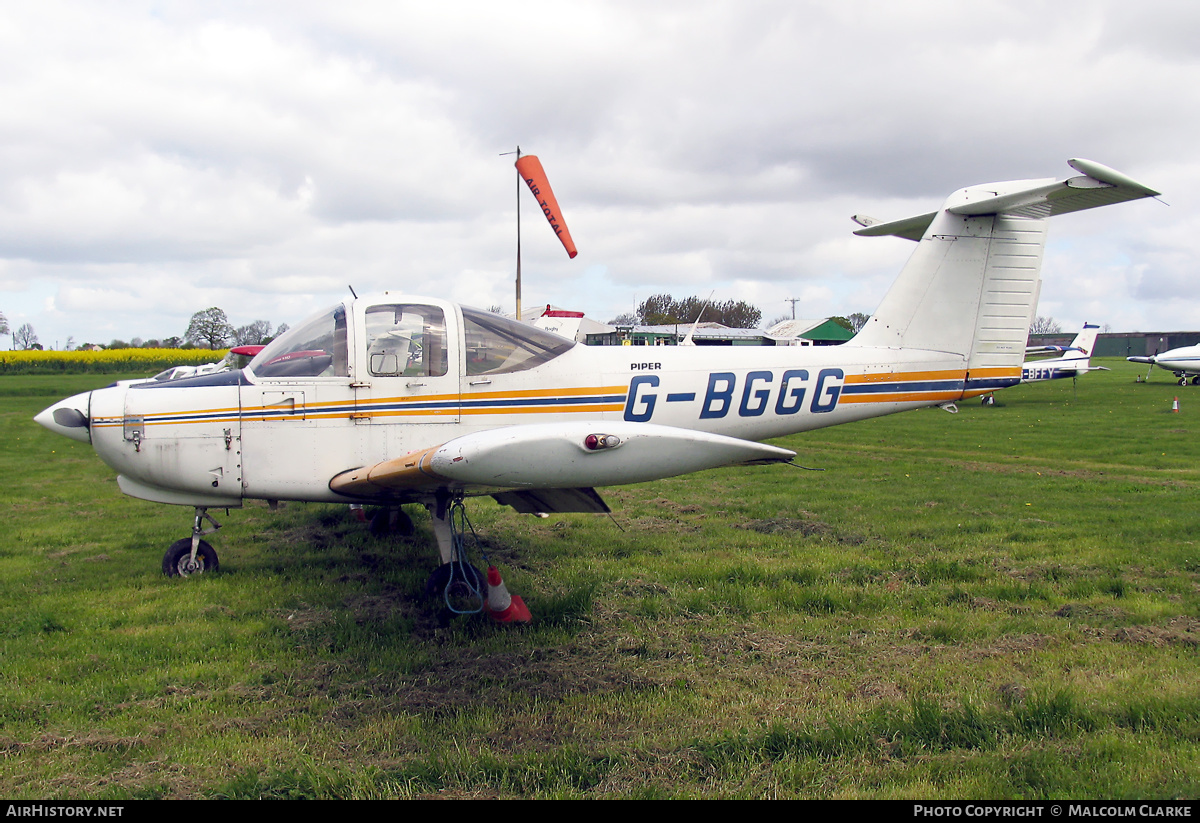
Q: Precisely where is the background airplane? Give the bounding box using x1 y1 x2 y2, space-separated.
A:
1127 345 1200 385
1022 323 1109 383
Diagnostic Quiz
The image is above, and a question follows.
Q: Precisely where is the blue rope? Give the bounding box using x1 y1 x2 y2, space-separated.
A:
441 499 488 614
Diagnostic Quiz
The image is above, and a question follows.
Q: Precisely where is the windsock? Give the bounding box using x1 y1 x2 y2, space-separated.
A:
484 565 532 623
515 155 578 259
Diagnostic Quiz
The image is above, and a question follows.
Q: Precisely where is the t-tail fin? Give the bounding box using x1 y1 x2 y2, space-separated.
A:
849 160 1156 381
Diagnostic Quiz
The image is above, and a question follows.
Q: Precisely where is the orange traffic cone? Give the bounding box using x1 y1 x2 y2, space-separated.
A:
485 566 532 623
1173 397 1180 413
350 504 367 523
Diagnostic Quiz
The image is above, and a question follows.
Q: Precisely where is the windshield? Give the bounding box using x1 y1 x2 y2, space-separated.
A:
248 304 349 378
462 306 575 375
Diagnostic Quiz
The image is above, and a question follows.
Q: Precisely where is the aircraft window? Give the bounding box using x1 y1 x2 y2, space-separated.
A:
248 305 349 378
365 305 448 377
462 307 575 375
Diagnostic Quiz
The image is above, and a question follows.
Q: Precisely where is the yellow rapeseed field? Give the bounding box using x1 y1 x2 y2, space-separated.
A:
0 348 230 374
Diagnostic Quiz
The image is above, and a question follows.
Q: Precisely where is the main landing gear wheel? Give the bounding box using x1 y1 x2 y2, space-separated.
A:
369 507 415 538
162 538 219 577
424 561 486 607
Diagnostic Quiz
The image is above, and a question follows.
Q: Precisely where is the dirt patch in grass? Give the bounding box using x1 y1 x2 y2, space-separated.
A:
278 602 337 631
17 731 155 753
272 525 338 552
737 514 867 545
367 644 656 718
963 633 1052 658
627 515 703 533
1107 616 1200 647
739 516 830 537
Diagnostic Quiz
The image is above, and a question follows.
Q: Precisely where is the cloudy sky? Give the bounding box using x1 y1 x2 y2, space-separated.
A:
1 0 1196 348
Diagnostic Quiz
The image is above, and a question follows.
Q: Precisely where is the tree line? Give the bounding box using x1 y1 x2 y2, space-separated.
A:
0 307 286 351
182 307 286 350
609 294 765 329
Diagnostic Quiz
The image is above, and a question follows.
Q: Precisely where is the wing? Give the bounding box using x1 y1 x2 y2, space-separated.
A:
329 421 795 508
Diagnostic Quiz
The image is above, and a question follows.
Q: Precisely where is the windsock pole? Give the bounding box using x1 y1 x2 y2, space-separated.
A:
516 147 522 321
501 146 524 320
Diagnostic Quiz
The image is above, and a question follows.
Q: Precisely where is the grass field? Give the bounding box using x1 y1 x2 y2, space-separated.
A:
1 362 1197 799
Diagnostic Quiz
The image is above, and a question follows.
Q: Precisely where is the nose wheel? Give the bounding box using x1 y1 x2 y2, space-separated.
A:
163 538 219 577
162 507 222 577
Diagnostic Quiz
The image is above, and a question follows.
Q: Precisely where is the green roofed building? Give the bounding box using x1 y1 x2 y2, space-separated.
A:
765 318 855 345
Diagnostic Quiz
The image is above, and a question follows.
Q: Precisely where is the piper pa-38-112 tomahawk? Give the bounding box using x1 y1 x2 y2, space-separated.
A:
35 158 1158 619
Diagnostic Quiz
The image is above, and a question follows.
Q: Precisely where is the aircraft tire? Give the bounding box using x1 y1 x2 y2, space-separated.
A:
162 538 219 577
424 561 487 601
369 507 415 538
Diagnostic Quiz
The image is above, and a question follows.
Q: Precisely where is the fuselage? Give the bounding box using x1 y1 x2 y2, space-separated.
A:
1021 355 1090 383
35 294 1021 508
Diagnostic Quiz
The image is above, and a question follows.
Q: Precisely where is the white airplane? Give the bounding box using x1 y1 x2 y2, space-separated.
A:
1021 323 1108 383
34 158 1158 617
1127 346 1200 385
113 360 230 387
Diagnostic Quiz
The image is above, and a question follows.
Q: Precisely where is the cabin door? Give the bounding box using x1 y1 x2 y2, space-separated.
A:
353 302 460 428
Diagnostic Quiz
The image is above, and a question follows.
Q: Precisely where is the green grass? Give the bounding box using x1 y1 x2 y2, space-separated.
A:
1 361 1198 798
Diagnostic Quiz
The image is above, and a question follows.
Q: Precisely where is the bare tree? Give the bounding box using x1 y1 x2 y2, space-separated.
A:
14 323 39 350
0 311 9 337
233 320 273 346
185 307 234 349
1029 316 1062 334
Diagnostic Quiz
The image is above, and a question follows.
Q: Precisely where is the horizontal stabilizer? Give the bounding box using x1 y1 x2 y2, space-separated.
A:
851 211 938 241
854 159 1158 241
1025 346 1083 356
330 421 795 498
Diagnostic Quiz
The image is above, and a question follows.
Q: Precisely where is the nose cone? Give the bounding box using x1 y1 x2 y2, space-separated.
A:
35 391 93 444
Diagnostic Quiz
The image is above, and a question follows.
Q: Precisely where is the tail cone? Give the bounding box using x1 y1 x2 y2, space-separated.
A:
485 565 532 623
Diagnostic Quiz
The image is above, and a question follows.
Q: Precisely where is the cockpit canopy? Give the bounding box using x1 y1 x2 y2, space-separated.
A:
461 306 574 375
249 304 348 378
246 298 575 381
